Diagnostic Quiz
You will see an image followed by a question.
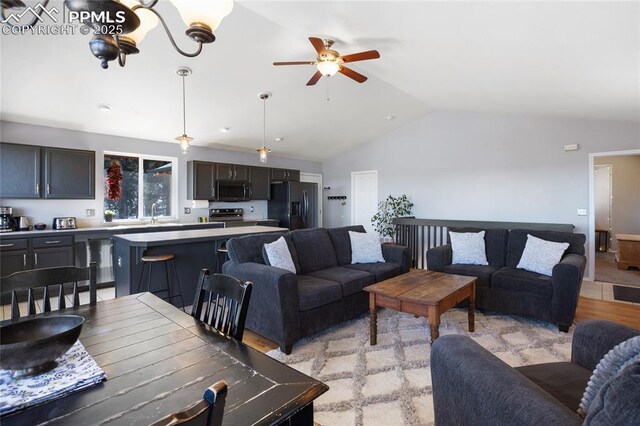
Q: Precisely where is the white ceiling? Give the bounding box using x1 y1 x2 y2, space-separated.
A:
1 1 638 161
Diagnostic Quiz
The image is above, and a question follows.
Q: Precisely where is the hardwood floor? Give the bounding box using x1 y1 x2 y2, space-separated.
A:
242 296 640 354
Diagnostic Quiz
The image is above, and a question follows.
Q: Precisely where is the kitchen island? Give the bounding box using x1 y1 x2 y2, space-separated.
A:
113 225 287 307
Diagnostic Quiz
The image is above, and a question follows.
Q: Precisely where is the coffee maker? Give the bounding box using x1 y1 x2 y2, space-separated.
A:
0 206 15 232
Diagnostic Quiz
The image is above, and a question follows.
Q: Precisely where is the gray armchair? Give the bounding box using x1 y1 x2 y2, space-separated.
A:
430 320 640 425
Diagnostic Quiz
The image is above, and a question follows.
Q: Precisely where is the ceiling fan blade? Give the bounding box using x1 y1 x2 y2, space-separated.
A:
306 71 322 86
309 37 327 54
339 66 368 83
273 61 316 66
341 50 380 63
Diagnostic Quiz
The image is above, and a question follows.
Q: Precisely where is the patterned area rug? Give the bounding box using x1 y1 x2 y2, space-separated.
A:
266 308 574 426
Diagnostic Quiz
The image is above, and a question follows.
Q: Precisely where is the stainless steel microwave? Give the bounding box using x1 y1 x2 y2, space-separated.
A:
216 180 251 201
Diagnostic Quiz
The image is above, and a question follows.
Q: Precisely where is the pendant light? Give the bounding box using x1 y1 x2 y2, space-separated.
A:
175 67 193 155
256 92 272 164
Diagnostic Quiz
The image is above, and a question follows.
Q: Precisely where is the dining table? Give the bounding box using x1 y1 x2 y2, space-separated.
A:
1 292 328 425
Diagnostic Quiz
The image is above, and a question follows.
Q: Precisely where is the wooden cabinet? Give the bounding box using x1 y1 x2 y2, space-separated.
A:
43 148 95 199
271 168 300 182
250 167 271 200
188 161 216 200
0 143 95 200
217 164 250 181
0 143 41 198
0 235 74 277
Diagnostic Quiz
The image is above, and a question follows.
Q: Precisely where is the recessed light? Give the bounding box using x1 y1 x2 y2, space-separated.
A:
385 115 395 121
275 137 284 142
220 127 231 133
97 103 112 112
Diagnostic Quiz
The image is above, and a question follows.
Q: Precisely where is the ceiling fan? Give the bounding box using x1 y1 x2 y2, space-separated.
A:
273 37 380 86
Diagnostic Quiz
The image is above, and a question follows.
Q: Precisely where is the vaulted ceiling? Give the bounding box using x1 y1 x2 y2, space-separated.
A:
1 1 638 161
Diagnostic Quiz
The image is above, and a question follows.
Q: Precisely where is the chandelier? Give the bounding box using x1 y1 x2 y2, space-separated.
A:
1 0 233 69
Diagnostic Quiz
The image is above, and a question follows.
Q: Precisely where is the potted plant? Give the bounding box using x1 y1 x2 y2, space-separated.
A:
371 194 414 243
104 210 116 222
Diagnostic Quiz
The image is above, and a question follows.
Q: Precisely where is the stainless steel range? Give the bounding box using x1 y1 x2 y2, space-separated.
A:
209 208 244 226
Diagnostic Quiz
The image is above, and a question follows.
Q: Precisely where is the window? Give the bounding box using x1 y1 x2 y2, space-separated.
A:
104 152 178 220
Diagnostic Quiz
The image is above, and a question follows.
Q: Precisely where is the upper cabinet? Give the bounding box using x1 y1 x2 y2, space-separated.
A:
187 161 216 200
216 164 250 181
0 143 41 198
250 167 271 200
271 168 300 182
0 143 95 199
43 147 95 199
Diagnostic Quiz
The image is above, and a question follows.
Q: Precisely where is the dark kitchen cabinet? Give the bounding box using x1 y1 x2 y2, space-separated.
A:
0 143 41 199
217 164 250 181
0 236 74 277
187 161 216 200
33 246 74 269
43 147 95 199
0 143 95 200
0 238 29 277
271 168 300 182
250 167 271 200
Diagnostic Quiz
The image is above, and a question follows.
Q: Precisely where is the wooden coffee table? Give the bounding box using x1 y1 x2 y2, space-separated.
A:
364 269 476 343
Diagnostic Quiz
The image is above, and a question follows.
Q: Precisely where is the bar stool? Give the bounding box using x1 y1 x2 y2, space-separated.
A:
137 253 185 311
216 241 229 273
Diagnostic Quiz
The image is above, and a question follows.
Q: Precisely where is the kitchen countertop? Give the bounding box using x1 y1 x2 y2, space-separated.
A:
112 225 288 247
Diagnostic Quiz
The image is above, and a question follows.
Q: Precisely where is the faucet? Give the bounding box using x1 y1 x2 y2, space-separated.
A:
151 202 157 225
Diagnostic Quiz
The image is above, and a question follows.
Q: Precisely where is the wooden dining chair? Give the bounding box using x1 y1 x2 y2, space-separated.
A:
0 263 97 320
151 380 227 426
191 269 253 341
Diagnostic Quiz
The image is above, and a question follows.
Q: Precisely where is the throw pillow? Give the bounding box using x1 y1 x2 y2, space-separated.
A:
449 231 489 265
349 231 385 264
583 362 640 425
578 335 640 417
516 234 569 276
263 236 297 274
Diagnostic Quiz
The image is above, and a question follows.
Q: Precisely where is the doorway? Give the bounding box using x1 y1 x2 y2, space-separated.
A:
300 173 323 227
588 150 640 302
351 170 378 233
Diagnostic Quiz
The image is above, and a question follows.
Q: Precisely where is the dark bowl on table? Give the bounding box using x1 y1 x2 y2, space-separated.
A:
34 223 47 230
0 315 84 378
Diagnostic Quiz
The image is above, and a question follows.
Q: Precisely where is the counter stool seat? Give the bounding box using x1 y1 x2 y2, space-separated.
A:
137 252 185 311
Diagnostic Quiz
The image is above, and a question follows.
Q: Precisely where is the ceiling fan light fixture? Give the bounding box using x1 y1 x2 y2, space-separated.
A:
317 60 340 77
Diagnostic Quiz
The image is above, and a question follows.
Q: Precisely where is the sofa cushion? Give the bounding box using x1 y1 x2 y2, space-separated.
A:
327 225 366 266
262 236 297 274
227 232 286 264
491 267 553 298
290 228 338 274
345 262 402 282
517 234 570 276
507 229 586 268
584 362 640 426
516 362 591 412
308 266 376 297
449 231 489 265
449 228 509 267
349 231 385 264
297 275 343 312
443 264 502 288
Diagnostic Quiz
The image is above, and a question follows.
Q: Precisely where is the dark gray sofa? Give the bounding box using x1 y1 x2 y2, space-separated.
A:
431 320 640 425
222 225 410 353
427 228 587 331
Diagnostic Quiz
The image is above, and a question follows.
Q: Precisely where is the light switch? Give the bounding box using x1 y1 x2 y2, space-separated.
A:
577 208 587 216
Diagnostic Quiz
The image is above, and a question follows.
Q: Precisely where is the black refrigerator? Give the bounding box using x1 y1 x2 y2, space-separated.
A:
268 182 318 230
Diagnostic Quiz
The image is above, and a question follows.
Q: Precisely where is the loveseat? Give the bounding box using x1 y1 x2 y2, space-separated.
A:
427 228 587 331
223 225 411 353
431 320 640 425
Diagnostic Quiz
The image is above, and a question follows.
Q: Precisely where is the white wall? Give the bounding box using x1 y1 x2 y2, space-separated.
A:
0 121 321 226
321 110 640 238
594 155 640 251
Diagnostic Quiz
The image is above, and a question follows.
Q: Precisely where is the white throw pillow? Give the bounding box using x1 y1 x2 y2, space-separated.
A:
263 236 296 273
450 231 489 265
349 231 385 264
517 234 569 276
